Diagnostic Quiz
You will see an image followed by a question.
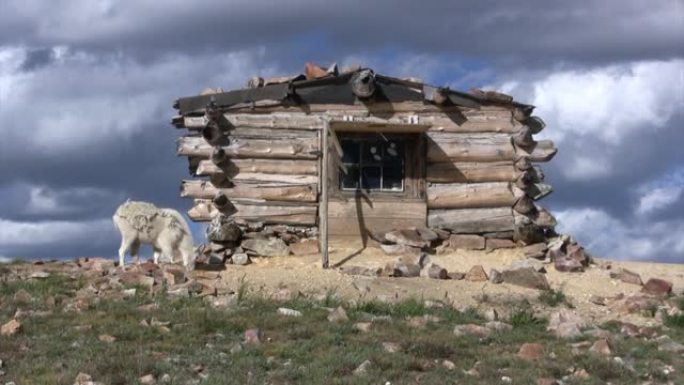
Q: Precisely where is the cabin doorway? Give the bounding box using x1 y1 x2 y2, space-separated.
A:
326 130 427 241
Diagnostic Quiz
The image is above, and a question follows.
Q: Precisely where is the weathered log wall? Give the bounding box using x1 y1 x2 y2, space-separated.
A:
173 97 556 245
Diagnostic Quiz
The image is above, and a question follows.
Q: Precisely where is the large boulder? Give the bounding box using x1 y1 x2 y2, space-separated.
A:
241 238 290 257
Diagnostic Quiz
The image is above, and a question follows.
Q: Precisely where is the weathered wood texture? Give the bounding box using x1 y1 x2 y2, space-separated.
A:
180 113 324 130
328 199 427 237
177 136 319 159
427 182 516 209
176 107 523 134
427 162 516 183
180 180 317 202
514 140 557 162
195 159 317 176
428 207 515 233
426 133 515 162
188 199 317 224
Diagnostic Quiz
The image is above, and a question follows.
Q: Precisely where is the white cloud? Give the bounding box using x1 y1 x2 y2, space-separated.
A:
496 59 684 181
0 217 115 247
24 184 124 216
531 60 683 145
636 186 683 216
556 207 684 262
0 46 273 156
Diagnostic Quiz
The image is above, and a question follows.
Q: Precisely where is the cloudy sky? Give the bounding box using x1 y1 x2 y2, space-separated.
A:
0 0 683 263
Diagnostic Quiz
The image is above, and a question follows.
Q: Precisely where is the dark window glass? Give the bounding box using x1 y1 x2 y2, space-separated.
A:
361 167 381 189
340 165 359 189
339 136 405 192
341 140 359 163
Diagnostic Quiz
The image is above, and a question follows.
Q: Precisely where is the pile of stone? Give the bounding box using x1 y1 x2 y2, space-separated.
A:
375 228 524 258
545 234 591 272
198 216 320 267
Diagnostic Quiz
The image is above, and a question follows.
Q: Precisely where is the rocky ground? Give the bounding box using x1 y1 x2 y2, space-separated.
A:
0 247 682 384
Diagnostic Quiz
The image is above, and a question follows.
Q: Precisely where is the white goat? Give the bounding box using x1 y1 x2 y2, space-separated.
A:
113 200 195 269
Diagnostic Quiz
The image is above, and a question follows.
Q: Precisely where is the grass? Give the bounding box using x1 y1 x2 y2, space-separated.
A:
0 271 682 385
538 288 570 308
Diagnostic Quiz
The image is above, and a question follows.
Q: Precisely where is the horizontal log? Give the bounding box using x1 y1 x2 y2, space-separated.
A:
428 207 515 233
196 159 317 176
427 182 516 209
180 180 317 202
180 113 324 130
176 108 521 134
176 136 319 159
514 140 557 162
427 134 515 162
203 169 318 185
427 161 518 183
222 101 514 114
188 199 317 224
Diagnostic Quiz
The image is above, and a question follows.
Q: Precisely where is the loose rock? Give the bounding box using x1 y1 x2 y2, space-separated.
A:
501 267 550 290
231 253 251 266
518 343 544 361
589 339 612 356
448 234 485 250
465 265 488 281
277 308 302 317
385 229 428 248
454 324 491 338
615 268 642 286
353 359 372 375
244 328 263 345
1 319 21 336
327 306 349 323
241 238 289 257
489 269 503 283
642 278 673 296
289 239 319 255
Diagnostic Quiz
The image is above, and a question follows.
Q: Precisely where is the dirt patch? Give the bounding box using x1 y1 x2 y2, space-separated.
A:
218 246 684 326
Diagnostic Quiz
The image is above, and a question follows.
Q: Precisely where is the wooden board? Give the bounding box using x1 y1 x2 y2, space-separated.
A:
427 182 516 209
328 199 427 237
427 207 515 233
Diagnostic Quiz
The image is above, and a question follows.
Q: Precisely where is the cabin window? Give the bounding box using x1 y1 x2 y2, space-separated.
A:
339 137 406 192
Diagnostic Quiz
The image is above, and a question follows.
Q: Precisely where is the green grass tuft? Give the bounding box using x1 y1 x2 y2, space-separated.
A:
508 308 547 328
538 288 569 308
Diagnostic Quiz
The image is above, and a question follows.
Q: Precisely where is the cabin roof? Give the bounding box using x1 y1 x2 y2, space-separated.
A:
174 63 535 116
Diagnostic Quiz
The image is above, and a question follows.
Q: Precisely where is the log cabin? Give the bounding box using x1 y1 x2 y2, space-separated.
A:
171 63 557 266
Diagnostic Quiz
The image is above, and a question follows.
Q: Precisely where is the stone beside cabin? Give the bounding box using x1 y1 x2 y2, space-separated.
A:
171 63 557 266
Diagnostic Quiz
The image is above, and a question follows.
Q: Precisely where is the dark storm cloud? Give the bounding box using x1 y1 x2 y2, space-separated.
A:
19 47 56 72
0 1 682 68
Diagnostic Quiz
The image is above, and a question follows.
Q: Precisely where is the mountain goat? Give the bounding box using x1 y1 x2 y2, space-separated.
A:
113 200 195 269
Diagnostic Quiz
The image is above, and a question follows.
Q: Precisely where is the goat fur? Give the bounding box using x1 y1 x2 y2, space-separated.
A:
113 200 195 269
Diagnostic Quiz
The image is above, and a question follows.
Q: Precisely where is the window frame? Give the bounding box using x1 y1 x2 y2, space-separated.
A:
329 132 425 200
